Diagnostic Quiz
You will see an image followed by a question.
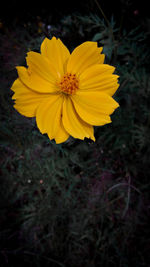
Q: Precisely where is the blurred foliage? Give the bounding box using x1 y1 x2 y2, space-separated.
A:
0 9 150 267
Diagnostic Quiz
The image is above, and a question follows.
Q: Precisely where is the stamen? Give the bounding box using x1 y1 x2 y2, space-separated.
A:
58 73 79 95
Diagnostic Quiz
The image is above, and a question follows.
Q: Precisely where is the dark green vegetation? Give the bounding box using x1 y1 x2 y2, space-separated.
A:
0 2 150 266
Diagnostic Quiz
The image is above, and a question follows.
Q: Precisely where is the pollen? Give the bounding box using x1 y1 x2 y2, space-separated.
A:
59 73 79 95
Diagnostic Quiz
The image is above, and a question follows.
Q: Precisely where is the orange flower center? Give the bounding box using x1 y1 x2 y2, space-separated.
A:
59 73 79 95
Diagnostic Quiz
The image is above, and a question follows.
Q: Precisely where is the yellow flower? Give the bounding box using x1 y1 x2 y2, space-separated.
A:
11 36 119 144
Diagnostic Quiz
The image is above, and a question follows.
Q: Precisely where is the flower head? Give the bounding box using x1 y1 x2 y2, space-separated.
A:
11 36 119 144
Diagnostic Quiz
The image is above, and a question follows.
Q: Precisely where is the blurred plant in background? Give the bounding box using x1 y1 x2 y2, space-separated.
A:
0 5 150 267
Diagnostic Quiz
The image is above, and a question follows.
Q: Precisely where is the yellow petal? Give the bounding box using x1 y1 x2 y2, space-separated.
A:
11 78 50 99
62 96 95 141
11 78 50 117
36 94 64 141
41 37 70 78
54 120 70 144
71 91 119 125
17 66 59 93
79 64 119 96
26 51 59 82
67 41 104 76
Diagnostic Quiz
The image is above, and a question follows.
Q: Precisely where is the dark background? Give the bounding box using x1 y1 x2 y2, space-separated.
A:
1 0 149 28
0 1 150 267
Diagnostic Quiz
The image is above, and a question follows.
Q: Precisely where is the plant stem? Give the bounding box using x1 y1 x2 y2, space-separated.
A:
94 0 110 29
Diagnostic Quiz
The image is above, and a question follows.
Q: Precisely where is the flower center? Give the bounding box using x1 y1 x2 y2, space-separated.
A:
59 73 79 95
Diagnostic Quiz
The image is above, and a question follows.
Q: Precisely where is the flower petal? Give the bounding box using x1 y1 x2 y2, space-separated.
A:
79 64 119 96
54 121 70 144
11 78 50 117
36 94 64 141
67 41 104 76
71 91 119 125
62 96 95 141
17 66 59 93
41 37 70 78
26 51 59 82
